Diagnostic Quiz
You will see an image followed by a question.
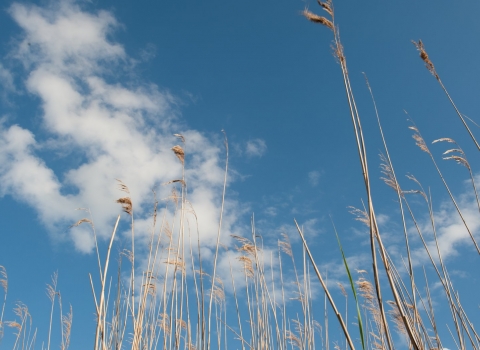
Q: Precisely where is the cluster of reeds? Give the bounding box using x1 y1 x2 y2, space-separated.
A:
0 267 73 350
79 137 334 350
302 1 480 349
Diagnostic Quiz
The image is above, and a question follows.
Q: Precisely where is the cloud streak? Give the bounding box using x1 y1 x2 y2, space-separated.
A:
245 138 267 158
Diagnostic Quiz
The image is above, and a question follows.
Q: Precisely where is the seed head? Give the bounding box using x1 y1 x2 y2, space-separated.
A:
412 40 438 80
171 145 185 164
303 9 334 30
117 197 133 215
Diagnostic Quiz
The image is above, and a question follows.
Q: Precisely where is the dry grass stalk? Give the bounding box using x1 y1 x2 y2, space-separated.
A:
158 313 171 334
165 179 186 186
0 266 6 343
210 284 225 303
176 318 187 329
0 267 6 325
69 218 93 229
433 137 480 213
412 40 480 151
303 2 420 347
6 302 34 350
206 131 229 350
165 258 186 270
408 122 480 254
357 276 385 347
173 133 185 143
61 305 73 350
46 272 58 350
295 220 356 350
362 74 400 350
286 329 302 349
387 301 408 339
405 174 428 202
0 266 6 295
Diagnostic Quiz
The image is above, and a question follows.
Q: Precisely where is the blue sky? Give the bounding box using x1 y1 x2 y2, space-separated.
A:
1 0 480 349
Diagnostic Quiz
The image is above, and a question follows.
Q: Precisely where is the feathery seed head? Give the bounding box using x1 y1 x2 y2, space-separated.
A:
412 40 438 79
348 206 370 228
278 233 293 257
0 266 7 293
69 218 93 229
173 133 185 143
380 153 400 192
337 282 347 297
7 321 22 330
285 330 302 348
432 137 456 144
387 301 408 336
176 318 187 329
303 9 334 30
409 126 431 155
444 155 470 169
116 197 133 215
171 145 185 164
237 256 254 278
116 179 130 194
317 0 333 16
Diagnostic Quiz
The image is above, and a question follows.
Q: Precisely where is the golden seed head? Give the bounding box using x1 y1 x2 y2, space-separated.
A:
116 197 133 215
317 0 333 16
303 9 334 30
412 40 438 79
171 145 185 164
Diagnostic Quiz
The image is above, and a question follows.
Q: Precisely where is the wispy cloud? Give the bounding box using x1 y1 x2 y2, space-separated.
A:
308 170 321 187
245 138 267 158
0 63 16 102
0 1 243 255
408 187 480 266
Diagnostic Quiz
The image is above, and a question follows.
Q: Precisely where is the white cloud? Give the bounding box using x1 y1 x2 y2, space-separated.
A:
10 1 125 74
264 206 277 217
0 1 243 256
267 218 320 244
375 213 390 226
245 138 267 158
308 170 321 187
408 190 480 266
373 177 480 272
0 63 16 96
